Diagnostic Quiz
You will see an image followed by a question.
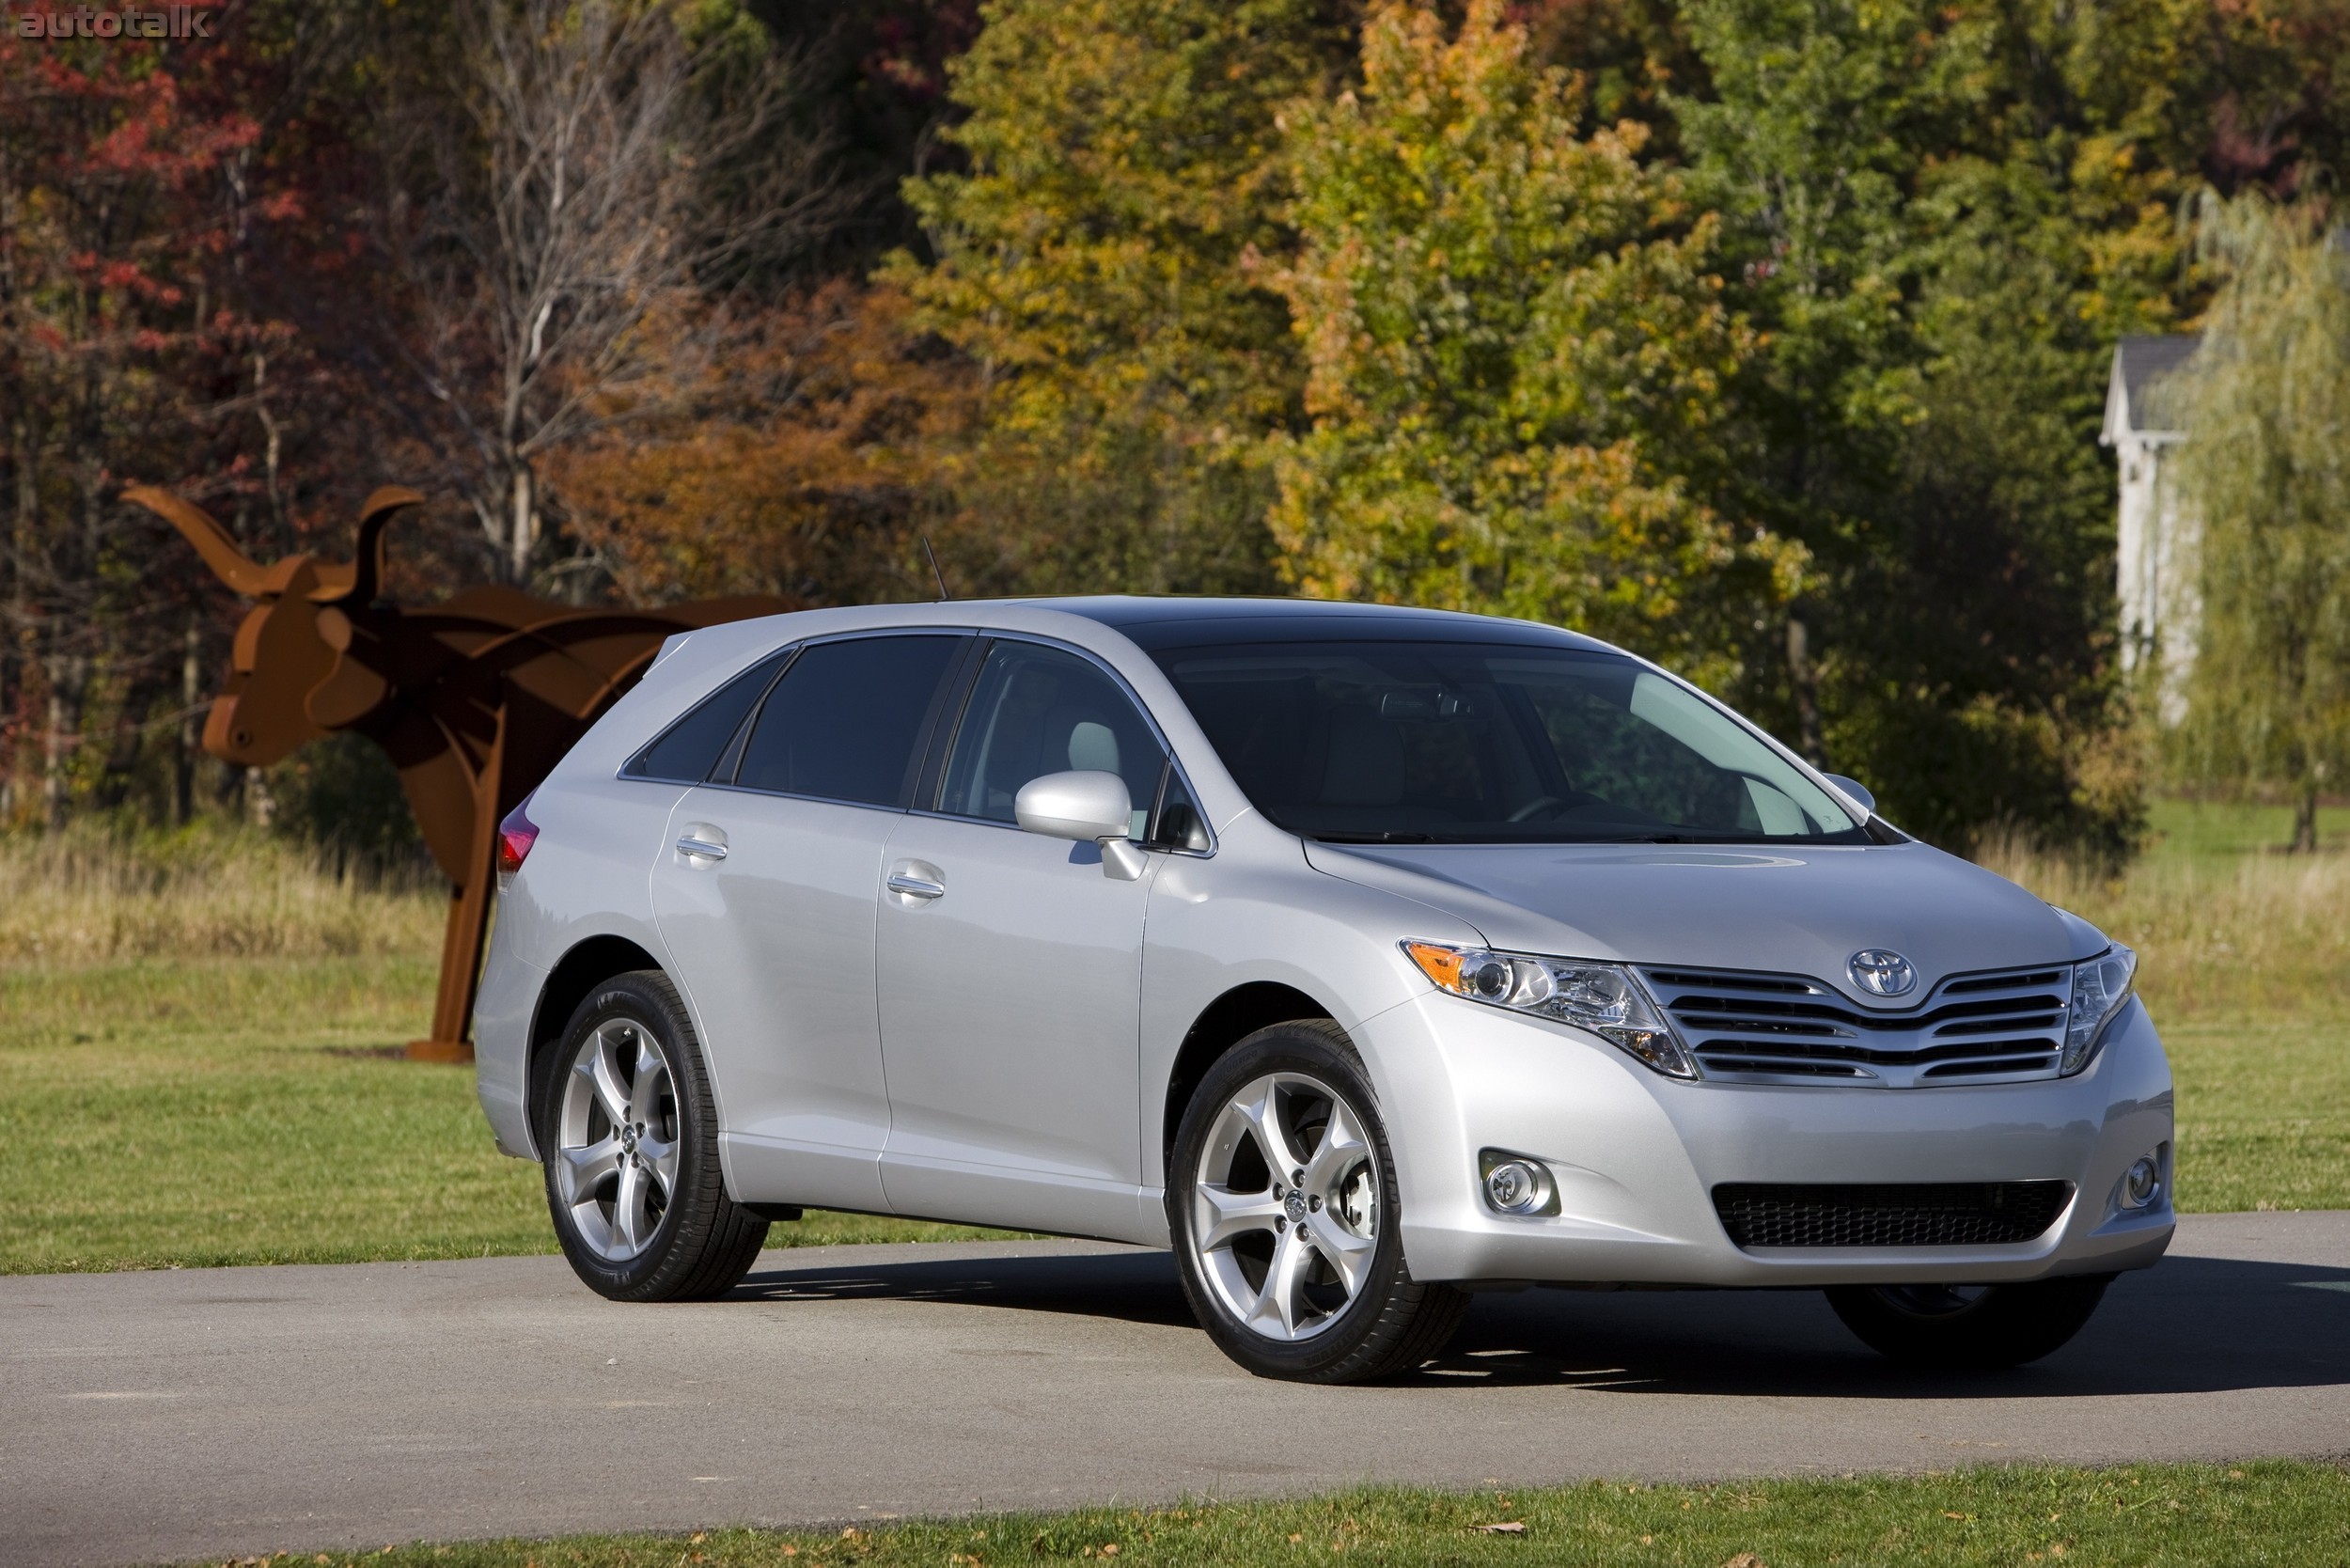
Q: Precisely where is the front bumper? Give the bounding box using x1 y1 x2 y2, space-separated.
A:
1370 990 2174 1287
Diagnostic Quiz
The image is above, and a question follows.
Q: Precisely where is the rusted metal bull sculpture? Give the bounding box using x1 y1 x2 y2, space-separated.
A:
131 483 787 1060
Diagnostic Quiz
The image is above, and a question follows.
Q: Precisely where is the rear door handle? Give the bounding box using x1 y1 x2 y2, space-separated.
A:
676 835 728 862
885 872 945 901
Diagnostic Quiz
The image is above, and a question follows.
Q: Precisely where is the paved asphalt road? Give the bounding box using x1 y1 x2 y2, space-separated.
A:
6 1210 2348 1568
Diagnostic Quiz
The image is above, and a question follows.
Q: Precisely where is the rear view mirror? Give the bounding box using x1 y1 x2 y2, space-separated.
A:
1014 770 1147 881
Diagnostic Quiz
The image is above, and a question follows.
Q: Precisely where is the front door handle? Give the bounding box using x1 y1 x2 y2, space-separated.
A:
885 872 945 901
676 834 728 862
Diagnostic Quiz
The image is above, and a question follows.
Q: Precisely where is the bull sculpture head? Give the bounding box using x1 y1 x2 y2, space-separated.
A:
139 478 791 1058
126 485 425 766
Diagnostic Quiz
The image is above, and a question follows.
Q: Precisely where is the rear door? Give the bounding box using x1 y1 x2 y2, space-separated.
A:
650 633 972 1213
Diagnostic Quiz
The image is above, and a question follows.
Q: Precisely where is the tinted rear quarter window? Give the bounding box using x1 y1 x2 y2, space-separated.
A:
625 648 791 783
735 635 964 807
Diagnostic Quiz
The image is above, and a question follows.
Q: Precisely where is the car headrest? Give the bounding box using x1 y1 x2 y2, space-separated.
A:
1067 719 1120 775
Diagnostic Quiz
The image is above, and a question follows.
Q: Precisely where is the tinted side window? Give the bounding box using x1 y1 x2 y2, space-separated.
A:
735 635 964 807
624 648 791 782
939 642 1164 834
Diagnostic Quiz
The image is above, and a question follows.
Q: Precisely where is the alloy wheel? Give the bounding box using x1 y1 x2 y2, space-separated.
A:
553 1017 681 1262
1189 1071 1381 1342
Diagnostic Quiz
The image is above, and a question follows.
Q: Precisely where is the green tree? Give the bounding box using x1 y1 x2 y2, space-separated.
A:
888 0 1346 594
2170 194 2350 853
1674 0 2180 855
1267 0 1797 688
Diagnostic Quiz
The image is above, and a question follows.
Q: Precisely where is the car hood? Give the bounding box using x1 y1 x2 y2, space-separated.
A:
1304 839 2099 1006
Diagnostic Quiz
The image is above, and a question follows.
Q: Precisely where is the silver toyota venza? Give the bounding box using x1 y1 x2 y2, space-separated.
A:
475 599 2172 1383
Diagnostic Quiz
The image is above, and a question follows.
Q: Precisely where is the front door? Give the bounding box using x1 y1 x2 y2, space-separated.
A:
875 638 1167 1240
650 632 970 1214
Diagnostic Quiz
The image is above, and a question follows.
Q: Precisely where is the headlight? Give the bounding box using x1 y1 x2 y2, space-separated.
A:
1403 940 1697 1080
2062 943 2138 1074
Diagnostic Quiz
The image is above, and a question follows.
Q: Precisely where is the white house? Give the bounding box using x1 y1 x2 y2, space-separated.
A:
2099 334 2201 719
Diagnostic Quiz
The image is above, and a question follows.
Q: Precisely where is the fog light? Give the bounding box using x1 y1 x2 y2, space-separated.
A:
1486 1162 1539 1210
2121 1154 2162 1210
1478 1151 1557 1216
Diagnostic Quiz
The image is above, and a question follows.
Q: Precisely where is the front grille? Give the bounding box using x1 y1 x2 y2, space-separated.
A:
1713 1181 2074 1249
1638 964 2069 1088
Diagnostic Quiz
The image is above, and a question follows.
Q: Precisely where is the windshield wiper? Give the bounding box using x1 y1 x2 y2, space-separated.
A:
1310 830 1436 844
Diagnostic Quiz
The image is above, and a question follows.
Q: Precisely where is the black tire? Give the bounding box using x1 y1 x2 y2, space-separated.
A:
1825 1275 2113 1369
1167 1019 1469 1383
536 970 767 1302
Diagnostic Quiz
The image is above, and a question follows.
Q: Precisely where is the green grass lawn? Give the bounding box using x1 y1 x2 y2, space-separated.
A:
2144 796 2350 860
2167 1019 2350 1213
4 970 2342 1277
0 956 1015 1275
5 797 2346 1275
216 1463 2350 1567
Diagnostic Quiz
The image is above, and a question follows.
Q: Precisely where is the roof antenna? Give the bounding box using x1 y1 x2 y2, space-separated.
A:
921 534 951 601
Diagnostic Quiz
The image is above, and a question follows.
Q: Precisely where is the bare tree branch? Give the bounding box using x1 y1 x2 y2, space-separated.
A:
372 0 842 586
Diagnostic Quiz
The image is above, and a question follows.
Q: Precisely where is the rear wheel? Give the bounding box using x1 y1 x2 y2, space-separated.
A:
1825 1276 2112 1369
1169 1020 1467 1383
539 970 767 1302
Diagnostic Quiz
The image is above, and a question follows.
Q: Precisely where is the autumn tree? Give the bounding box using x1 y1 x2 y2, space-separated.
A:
551 281 977 606
1268 0 1796 688
0 0 376 826
889 0 1348 595
371 0 835 588
2169 194 2350 853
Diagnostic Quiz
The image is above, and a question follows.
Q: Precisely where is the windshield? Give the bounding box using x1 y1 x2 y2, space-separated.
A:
1152 640 1864 844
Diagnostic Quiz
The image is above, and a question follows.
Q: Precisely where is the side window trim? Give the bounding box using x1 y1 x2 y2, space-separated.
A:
713 628 978 811
1146 757 1215 856
1146 757 1172 836
916 630 1216 855
710 644 801 785
902 635 987 810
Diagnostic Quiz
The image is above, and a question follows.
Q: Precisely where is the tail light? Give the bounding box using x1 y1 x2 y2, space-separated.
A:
496 796 540 876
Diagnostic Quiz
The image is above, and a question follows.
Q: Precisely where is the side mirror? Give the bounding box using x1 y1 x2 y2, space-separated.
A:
1014 770 1148 881
1822 773 1875 815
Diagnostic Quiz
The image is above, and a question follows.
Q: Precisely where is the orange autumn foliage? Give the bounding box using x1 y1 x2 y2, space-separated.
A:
554 283 979 609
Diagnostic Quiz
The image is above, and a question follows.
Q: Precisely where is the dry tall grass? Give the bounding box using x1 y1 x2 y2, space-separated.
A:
0 827 444 965
8 823 2339 1016
1977 835 2350 1022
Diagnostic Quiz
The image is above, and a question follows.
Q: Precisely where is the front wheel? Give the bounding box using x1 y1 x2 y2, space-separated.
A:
1825 1275 2113 1369
539 970 768 1302
1168 1020 1467 1383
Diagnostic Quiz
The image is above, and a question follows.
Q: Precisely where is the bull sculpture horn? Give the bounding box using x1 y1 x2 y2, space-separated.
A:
125 482 427 604
122 484 271 596
311 486 427 604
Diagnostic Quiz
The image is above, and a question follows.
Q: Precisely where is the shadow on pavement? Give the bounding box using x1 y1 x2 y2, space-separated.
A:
736 1248 1197 1327
734 1248 2350 1399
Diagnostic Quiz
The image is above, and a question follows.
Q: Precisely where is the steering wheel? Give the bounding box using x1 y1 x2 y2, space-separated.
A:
1507 795 1565 823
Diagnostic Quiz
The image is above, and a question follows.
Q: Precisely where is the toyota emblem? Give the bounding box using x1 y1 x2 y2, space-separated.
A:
1848 949 1918 997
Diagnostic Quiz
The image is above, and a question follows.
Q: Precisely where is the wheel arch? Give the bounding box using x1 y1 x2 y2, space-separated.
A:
1160 981 1336 1182
529 934 666 1130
